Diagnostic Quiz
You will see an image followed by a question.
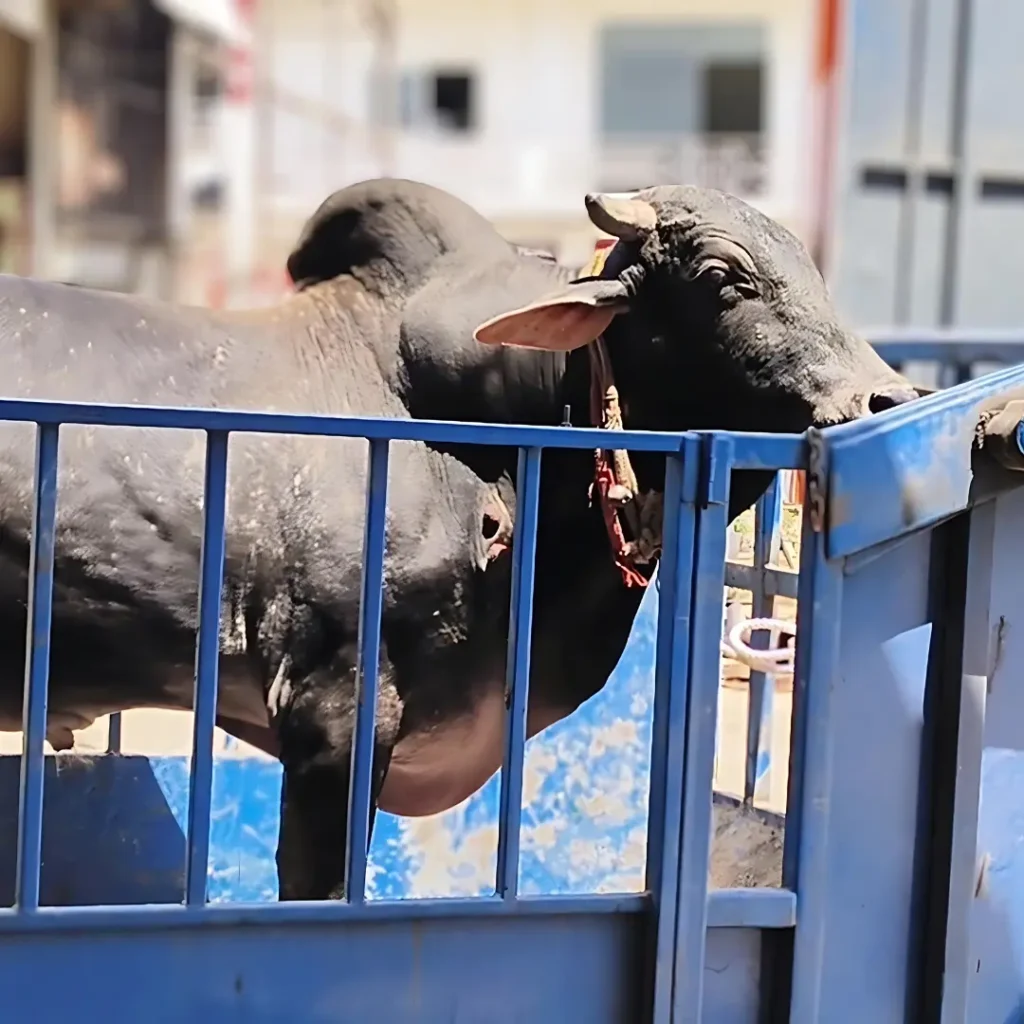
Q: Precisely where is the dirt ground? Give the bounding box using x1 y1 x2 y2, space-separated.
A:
710 804 784 889
707 678 791 889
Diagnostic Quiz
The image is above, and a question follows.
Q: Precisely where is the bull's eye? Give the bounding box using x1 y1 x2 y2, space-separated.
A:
694 259 730 286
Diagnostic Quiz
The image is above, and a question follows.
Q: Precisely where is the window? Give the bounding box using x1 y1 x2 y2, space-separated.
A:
399 68 478 134
703 62 763 134
433 72 474 132
597 23 767 195
599 23 765 137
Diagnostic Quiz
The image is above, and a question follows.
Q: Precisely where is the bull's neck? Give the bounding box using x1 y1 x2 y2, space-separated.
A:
264 280 601 486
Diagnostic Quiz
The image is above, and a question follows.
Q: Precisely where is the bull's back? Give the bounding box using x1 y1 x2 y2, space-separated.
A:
0 278 244 707
0 274 232 408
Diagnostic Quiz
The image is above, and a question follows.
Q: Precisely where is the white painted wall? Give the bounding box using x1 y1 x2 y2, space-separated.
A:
0 0 42 39
258 0 818 268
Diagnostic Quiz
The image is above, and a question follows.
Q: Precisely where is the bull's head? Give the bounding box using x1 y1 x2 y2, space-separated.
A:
474 186 917 434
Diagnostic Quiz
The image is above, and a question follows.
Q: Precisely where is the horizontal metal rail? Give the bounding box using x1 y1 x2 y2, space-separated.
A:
0 398 806 469
866 328 1024 389
0 889 797 932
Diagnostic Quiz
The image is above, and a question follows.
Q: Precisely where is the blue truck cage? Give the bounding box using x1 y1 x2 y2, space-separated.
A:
2 344 1024 1021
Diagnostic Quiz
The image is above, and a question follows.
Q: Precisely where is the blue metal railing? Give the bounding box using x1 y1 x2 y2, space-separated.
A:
866 328 1024 384
0 397 808 1022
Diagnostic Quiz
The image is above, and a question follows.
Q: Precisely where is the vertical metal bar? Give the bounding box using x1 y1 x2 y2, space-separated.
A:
744 474 783 805
647 442 699 1023
495 445 542 900
892 0 931 326
346 437 390 905
924 500 995 1024
786 518 845 1022
107 712 122 754
910 513 973 1023
938 0 975 329
939 362 962 390
15 422 60 912
672 434 733 1023
184 430 229 907
27 0 57 279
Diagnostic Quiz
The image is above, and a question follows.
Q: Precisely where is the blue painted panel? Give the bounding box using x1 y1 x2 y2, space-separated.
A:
702 928 761 1024
968 749 1024 1023
0 756 282 906
0 756 185 906
797 530 933 1023
966 486 1024 1022
0 910 646 1024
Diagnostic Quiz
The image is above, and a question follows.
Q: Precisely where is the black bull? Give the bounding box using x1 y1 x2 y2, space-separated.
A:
0 179 917 899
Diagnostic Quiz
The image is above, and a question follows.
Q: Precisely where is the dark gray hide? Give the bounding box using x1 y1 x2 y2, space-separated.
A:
0 178 915 901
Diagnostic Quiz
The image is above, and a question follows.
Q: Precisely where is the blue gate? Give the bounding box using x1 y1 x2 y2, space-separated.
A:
2 360 1024 1020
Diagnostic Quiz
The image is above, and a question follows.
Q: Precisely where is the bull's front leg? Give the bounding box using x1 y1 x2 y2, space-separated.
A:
272 643 403 901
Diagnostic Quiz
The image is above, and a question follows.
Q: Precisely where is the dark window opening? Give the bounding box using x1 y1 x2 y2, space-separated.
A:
432 72 475 132
703 61 763 134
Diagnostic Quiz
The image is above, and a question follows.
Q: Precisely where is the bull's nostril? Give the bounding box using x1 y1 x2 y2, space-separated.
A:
867 388 918 415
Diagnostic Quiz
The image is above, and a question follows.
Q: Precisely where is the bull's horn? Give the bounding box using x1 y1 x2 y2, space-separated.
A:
585 193 657 240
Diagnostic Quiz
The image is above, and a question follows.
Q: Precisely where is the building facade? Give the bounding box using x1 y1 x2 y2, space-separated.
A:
0 0 249 301
253 0 822 291
4 0 828 307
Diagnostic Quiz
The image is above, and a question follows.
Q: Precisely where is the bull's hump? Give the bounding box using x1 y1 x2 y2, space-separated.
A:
288 178 509 290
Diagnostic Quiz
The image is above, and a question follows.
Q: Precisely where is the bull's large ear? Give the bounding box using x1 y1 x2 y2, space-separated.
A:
585 193 657 241
474 279 629 352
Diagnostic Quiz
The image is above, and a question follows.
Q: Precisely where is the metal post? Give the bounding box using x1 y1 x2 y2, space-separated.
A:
647 444 699 1023
15 422 60 912
495 446 542 900
346 438 390 904
184 430 230 907
939 0 975 330
672 434 733 1023
744 475 784 806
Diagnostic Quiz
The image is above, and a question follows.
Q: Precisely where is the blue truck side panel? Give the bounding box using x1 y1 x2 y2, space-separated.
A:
0 362 1023 1019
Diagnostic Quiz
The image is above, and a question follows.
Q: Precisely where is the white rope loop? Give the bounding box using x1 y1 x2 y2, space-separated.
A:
722 617 795 675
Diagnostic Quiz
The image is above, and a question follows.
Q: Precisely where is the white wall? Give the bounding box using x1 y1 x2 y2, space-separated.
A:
258 0 818 266
0 0 42 39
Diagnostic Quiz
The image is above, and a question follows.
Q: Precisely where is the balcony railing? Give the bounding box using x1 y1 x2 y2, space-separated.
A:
264 131 770 226
597 132 766 197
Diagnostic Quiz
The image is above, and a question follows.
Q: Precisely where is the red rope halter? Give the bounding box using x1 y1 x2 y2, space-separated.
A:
581 240 650 589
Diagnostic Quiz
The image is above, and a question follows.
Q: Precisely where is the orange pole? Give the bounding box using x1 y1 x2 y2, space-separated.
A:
811 0 843 273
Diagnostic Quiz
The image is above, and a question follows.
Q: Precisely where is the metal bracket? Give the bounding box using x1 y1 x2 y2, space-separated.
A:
806 427 827 533
698 433 733 508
